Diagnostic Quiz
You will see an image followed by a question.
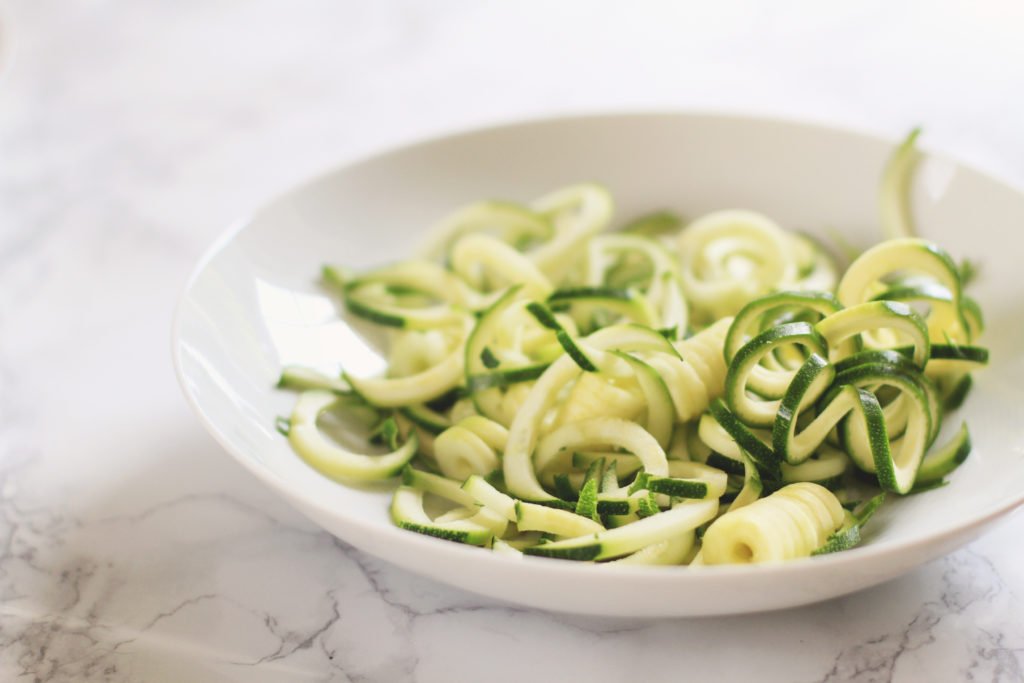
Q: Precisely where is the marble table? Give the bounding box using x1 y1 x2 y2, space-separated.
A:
2 2 1022 681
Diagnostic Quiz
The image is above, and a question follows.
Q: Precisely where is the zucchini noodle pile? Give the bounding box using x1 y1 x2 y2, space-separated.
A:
277 131 986 565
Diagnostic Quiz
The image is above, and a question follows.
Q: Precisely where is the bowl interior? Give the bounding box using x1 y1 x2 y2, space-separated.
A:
174 113 1024 612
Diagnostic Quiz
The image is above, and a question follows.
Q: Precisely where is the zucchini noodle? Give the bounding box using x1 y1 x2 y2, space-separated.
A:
277 130 987 565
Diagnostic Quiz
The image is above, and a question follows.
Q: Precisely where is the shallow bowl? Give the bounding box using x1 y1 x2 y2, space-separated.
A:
174 112 1024 616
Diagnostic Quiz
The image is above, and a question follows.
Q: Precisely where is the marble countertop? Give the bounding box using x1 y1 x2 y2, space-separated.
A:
2 2 1023 681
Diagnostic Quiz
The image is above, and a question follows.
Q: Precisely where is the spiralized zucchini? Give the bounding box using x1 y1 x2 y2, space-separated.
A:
276 130 986 566
701 482 845 564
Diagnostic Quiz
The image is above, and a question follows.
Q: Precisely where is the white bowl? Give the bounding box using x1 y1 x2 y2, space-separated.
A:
173 112 1024 617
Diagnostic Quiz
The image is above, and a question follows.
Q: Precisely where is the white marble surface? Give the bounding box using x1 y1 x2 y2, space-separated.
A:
1 1 1023 681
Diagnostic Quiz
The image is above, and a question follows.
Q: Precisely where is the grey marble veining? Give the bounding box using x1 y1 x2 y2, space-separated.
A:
1 1 1022 681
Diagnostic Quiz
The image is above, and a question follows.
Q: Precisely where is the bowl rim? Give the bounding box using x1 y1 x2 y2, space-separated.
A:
171 109 1024 583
